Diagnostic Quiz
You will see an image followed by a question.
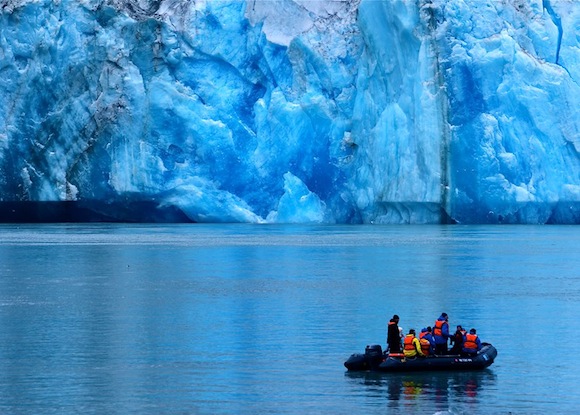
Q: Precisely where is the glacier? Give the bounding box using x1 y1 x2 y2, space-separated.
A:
0 0 578 224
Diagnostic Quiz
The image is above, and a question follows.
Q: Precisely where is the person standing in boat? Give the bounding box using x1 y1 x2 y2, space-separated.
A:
386 314 401 353
462 328 482 356
433 312 451 355
403 329 426 358
449 325 466 354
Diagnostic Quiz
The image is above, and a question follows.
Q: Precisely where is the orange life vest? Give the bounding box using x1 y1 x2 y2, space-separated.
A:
419 337 431 355
433 319 447 337
464 333 479 350
404 335 417 351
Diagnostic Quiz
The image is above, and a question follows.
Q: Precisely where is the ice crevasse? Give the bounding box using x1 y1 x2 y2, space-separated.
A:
0 0 578 224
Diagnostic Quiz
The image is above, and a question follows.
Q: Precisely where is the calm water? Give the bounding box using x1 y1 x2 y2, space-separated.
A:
0 224 578 414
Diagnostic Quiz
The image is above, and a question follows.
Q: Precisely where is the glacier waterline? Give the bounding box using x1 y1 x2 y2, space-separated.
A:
0 0 578 223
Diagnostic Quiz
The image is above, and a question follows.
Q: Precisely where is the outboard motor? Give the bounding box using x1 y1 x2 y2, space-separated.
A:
365 344 383 357
344 344 384 371
365 344 384 368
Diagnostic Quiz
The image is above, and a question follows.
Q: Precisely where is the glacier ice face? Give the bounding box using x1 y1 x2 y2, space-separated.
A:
0 0 578 223
434 0 580 223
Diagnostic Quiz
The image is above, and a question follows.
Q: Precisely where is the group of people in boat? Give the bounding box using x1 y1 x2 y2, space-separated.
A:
387 313 482 358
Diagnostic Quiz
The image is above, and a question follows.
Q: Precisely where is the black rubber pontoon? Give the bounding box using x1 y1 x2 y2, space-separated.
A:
344 343 497 372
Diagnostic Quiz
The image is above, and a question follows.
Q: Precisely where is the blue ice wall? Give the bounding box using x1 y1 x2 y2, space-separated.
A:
0 0 578 223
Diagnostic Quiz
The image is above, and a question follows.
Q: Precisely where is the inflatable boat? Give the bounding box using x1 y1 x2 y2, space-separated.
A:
344 343 497 372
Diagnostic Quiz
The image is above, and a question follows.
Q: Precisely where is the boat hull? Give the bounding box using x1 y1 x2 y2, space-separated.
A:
344 343 497 372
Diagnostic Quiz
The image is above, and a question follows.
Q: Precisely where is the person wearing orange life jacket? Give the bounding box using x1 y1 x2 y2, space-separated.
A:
419 327 435 356
462 328 482 356
403 329 426 358
433 312 451 355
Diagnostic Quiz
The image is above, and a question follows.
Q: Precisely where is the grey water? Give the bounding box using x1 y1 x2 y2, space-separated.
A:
0 224 578 414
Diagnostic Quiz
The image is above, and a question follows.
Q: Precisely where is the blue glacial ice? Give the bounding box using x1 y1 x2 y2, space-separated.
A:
0 0 578 223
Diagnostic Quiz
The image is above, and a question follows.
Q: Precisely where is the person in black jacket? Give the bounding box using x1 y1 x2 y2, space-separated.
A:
387 314 401 353
449 325 466 354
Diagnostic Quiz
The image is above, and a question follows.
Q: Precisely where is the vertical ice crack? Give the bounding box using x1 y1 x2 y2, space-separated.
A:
542 0 563 65
420 0 453 223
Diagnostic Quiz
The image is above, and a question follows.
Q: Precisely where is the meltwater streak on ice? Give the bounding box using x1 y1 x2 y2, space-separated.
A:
0 224 580 414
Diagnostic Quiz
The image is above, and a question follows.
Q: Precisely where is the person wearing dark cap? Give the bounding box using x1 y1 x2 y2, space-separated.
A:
449 325 466 354
419 326 435 356
462 328 482 356
387 314 401 353
433 312 451 355
403 329 425 358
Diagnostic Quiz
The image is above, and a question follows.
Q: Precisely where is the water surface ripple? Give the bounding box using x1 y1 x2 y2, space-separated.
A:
0 224 578 414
